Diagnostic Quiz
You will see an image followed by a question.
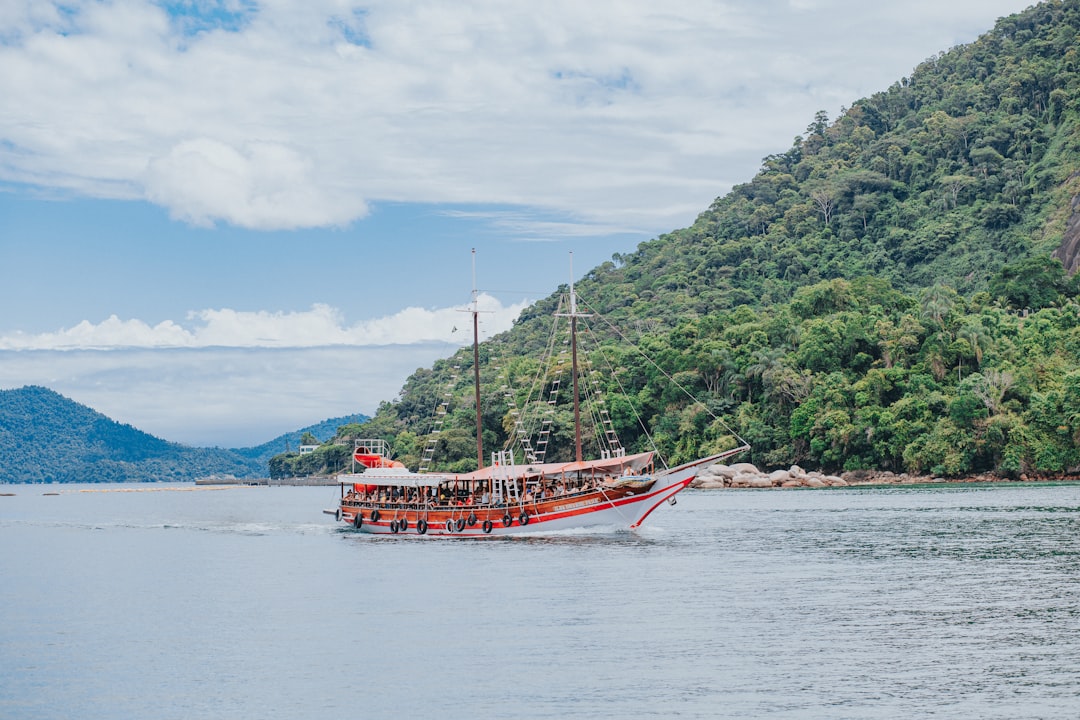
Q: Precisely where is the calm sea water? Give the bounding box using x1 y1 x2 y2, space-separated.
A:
2 482 1080 719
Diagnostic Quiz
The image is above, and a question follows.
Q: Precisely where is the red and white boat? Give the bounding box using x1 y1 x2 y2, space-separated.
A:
332 253 747 536
334 440 742 536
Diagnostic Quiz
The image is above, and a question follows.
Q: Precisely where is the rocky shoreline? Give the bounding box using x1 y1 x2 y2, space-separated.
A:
692 463 1078 489
694 463 847 489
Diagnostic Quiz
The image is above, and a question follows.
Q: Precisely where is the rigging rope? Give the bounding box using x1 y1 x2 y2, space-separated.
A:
576 294 751 451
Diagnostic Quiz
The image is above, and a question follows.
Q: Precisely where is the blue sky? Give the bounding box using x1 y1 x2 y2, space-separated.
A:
0 0 1033 447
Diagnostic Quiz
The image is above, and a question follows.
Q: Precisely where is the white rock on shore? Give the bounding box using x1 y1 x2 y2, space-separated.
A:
691 462 848 489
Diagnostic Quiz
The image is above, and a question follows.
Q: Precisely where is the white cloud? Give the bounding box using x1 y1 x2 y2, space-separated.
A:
0 345 456 446
0 0 1030 233
0 290 530 445
0 294 529 350
143 138 368 229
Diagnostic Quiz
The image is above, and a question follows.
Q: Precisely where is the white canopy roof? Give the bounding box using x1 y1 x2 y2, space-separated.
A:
338 468 454 488
338 451 655 487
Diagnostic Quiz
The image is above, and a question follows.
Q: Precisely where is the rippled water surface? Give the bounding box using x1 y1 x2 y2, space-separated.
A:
3 482 1080 719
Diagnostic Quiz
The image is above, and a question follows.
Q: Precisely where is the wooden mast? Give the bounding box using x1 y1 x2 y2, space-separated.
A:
568 253 585 463
570 308 582 462
471 249 484 471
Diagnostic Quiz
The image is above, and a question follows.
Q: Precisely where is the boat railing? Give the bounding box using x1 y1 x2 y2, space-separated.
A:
341 476 640 513
354 438 392 457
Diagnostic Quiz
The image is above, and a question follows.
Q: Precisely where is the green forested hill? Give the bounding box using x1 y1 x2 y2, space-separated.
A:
293 0 1080 479
0 386 263 483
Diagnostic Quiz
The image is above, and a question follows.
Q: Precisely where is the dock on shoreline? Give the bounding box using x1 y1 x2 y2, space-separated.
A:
195 476 338 487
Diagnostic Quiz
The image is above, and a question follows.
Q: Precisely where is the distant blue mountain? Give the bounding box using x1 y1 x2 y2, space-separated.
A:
0 385 368 483
0 386 262 483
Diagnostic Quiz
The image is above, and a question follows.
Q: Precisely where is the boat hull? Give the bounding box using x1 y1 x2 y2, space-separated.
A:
338 473 693 537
